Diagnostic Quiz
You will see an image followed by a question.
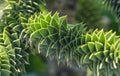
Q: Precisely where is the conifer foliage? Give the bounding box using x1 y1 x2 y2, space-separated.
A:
0 0 120 76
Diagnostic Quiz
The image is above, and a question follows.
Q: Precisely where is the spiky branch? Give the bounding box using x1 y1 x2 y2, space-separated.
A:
0 0 120 76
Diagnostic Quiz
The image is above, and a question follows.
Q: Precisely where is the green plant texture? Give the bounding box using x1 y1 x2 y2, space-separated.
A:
76 29 120 76
0 0 46 76
25 13 120 76
0 0 120 76
24 12 86 63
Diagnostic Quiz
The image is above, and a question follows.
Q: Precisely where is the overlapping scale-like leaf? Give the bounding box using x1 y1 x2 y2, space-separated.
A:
26 12 86 63
2 0 120 76
0 27 29 76
0 0 46 75
76 29 120 76
0 45 11 76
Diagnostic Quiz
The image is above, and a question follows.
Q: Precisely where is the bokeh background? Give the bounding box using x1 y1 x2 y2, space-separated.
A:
0 0 119 76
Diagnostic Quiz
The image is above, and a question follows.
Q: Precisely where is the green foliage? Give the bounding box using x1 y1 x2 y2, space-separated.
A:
0 45 11 76
25 12 120 76
0 0 120 76
0 0 46 76
25 12 86 63
75 0 120 35
102 10 120 35
3 0 46 28
0 23 29 76
103 0 120 35
104 0 120 19
75 29 120 76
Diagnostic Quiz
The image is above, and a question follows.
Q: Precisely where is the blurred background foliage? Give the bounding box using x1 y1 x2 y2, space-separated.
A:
75 0 103 29
46 0 120 34
0 0 119 76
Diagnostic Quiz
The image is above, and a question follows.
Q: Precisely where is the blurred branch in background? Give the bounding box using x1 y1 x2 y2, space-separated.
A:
46 0 120 35
75 0 120 35
102 0 120 34
75 0 103 29
104 0 120 19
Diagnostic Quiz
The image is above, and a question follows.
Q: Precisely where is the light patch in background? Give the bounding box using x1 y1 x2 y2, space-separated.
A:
0 10 3 19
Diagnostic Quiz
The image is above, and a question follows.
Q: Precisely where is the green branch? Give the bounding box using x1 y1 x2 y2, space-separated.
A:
25 12 120 76
0 0 46 75
0 0 120 76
